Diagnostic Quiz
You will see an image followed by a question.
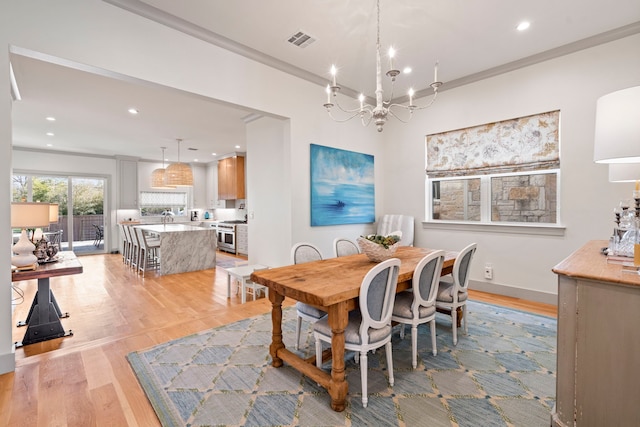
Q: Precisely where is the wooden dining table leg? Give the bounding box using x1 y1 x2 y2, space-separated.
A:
327 301 349 412
269 290 285 368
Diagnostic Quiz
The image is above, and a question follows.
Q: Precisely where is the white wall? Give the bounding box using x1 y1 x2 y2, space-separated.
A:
0 40 14 374
383 34 640 302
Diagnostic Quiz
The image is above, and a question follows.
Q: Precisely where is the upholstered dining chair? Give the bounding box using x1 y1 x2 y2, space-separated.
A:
291 242 327 350
436 243 477 345
333 237 360 257
376 214 414 246
314 257 401 408
391 250 445 368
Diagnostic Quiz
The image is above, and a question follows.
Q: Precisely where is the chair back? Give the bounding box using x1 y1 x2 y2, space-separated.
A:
412 250 445 310
359 258 401 342
135 227 153 249
453 243 477 293
376 214 414 246
122 225 132 244
333 237 360 257
291 242 323 264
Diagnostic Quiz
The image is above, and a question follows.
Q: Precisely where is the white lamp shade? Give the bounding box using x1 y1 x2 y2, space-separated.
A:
49 203 59 223
609 163 640 182
11 202 52 228
594 86 640 164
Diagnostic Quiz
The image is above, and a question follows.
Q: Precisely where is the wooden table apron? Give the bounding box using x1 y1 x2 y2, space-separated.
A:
250 246 456 412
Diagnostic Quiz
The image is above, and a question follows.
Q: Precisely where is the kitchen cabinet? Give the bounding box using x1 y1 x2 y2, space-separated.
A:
236 224 248 256
217 155 245 200
117 157 138 209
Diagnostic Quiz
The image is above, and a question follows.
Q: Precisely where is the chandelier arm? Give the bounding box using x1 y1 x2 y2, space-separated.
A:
408 90 440 111
326 109 366 123
333 100 373 115
360 112 374 127
386 107 413 123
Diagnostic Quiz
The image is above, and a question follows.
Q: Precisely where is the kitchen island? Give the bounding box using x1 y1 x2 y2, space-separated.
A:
136 224 216 276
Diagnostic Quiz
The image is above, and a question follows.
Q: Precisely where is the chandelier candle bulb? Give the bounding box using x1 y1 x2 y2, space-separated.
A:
330 65 337 87
326 85 331 104
388 47 395 70
359 94 365 110
408 88 414 106
434 61 439 82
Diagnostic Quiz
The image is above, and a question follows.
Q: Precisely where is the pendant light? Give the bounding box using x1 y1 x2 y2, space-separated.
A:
165 138 193 187
151 146 174 189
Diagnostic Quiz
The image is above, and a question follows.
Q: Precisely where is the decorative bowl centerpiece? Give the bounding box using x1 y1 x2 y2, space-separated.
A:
357 232 402 262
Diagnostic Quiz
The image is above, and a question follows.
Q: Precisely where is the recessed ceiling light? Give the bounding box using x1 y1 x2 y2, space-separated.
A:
46 116 56 121
128 108 139 115
235 145 241 149
46 132 54 136
403 67 412 74
517 21 530 31
46 143 53 147
211 152 217 156
194 159 199 162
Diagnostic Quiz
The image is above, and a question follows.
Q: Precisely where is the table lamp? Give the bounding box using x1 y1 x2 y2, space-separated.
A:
11 202 52 269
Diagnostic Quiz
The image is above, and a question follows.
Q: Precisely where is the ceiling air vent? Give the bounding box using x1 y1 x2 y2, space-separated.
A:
187 147 198 151
287 30 316 48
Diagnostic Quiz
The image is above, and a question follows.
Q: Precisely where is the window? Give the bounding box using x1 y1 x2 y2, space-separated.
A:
139 191 188 216
426 110 560 225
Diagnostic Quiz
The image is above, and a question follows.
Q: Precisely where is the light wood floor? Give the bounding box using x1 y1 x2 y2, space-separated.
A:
0 252 556 426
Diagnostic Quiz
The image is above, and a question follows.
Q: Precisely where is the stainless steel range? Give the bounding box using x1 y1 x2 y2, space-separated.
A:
216 220 247 254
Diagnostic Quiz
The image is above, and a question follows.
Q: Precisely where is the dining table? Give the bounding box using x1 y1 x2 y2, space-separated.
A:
250 246 457 412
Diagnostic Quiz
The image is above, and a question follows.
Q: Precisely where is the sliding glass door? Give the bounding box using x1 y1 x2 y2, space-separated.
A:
12 173 107 254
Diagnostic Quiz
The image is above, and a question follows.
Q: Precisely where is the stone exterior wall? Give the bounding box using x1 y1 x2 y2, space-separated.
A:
433 178 481 221
432 174 556 223
491 174 556 222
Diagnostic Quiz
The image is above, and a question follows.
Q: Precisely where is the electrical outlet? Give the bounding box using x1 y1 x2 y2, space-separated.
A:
484 264 493 280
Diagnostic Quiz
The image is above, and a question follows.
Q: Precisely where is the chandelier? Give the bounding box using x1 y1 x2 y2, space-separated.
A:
165 139 194 187
323 0 442 132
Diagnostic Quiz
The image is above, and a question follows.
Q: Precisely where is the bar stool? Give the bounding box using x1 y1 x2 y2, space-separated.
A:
125 226 139 271
119 224 131 266
135 227 160 277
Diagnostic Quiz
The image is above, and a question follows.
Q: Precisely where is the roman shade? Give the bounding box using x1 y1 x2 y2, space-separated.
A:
426 110 560 179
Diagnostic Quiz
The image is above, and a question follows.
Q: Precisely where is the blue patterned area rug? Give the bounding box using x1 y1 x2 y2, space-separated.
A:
127 301 556 427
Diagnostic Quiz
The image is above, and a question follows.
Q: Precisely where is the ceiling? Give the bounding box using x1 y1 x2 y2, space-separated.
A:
10 0 640 164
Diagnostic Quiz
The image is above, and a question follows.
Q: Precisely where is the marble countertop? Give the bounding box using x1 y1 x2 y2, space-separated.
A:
137 224 213 233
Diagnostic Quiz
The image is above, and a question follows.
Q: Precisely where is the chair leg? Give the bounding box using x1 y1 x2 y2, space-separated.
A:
411 325 418 369
360 351 368 408
462 304 468 335
451 308 458 345
399 324 405 339
385 341 394 387
430 319 437 356
295 316 302 350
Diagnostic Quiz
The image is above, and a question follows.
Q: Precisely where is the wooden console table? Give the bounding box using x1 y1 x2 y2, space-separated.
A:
12 251 83 347
552 240 640 426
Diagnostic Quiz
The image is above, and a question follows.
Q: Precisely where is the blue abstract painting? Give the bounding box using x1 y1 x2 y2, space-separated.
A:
310 144 375 226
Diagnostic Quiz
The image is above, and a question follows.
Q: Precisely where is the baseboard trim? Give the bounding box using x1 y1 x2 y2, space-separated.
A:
469 280 557 306
0 348 16 375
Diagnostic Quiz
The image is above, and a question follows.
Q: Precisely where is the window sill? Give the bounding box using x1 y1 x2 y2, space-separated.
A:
421 220 566 236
